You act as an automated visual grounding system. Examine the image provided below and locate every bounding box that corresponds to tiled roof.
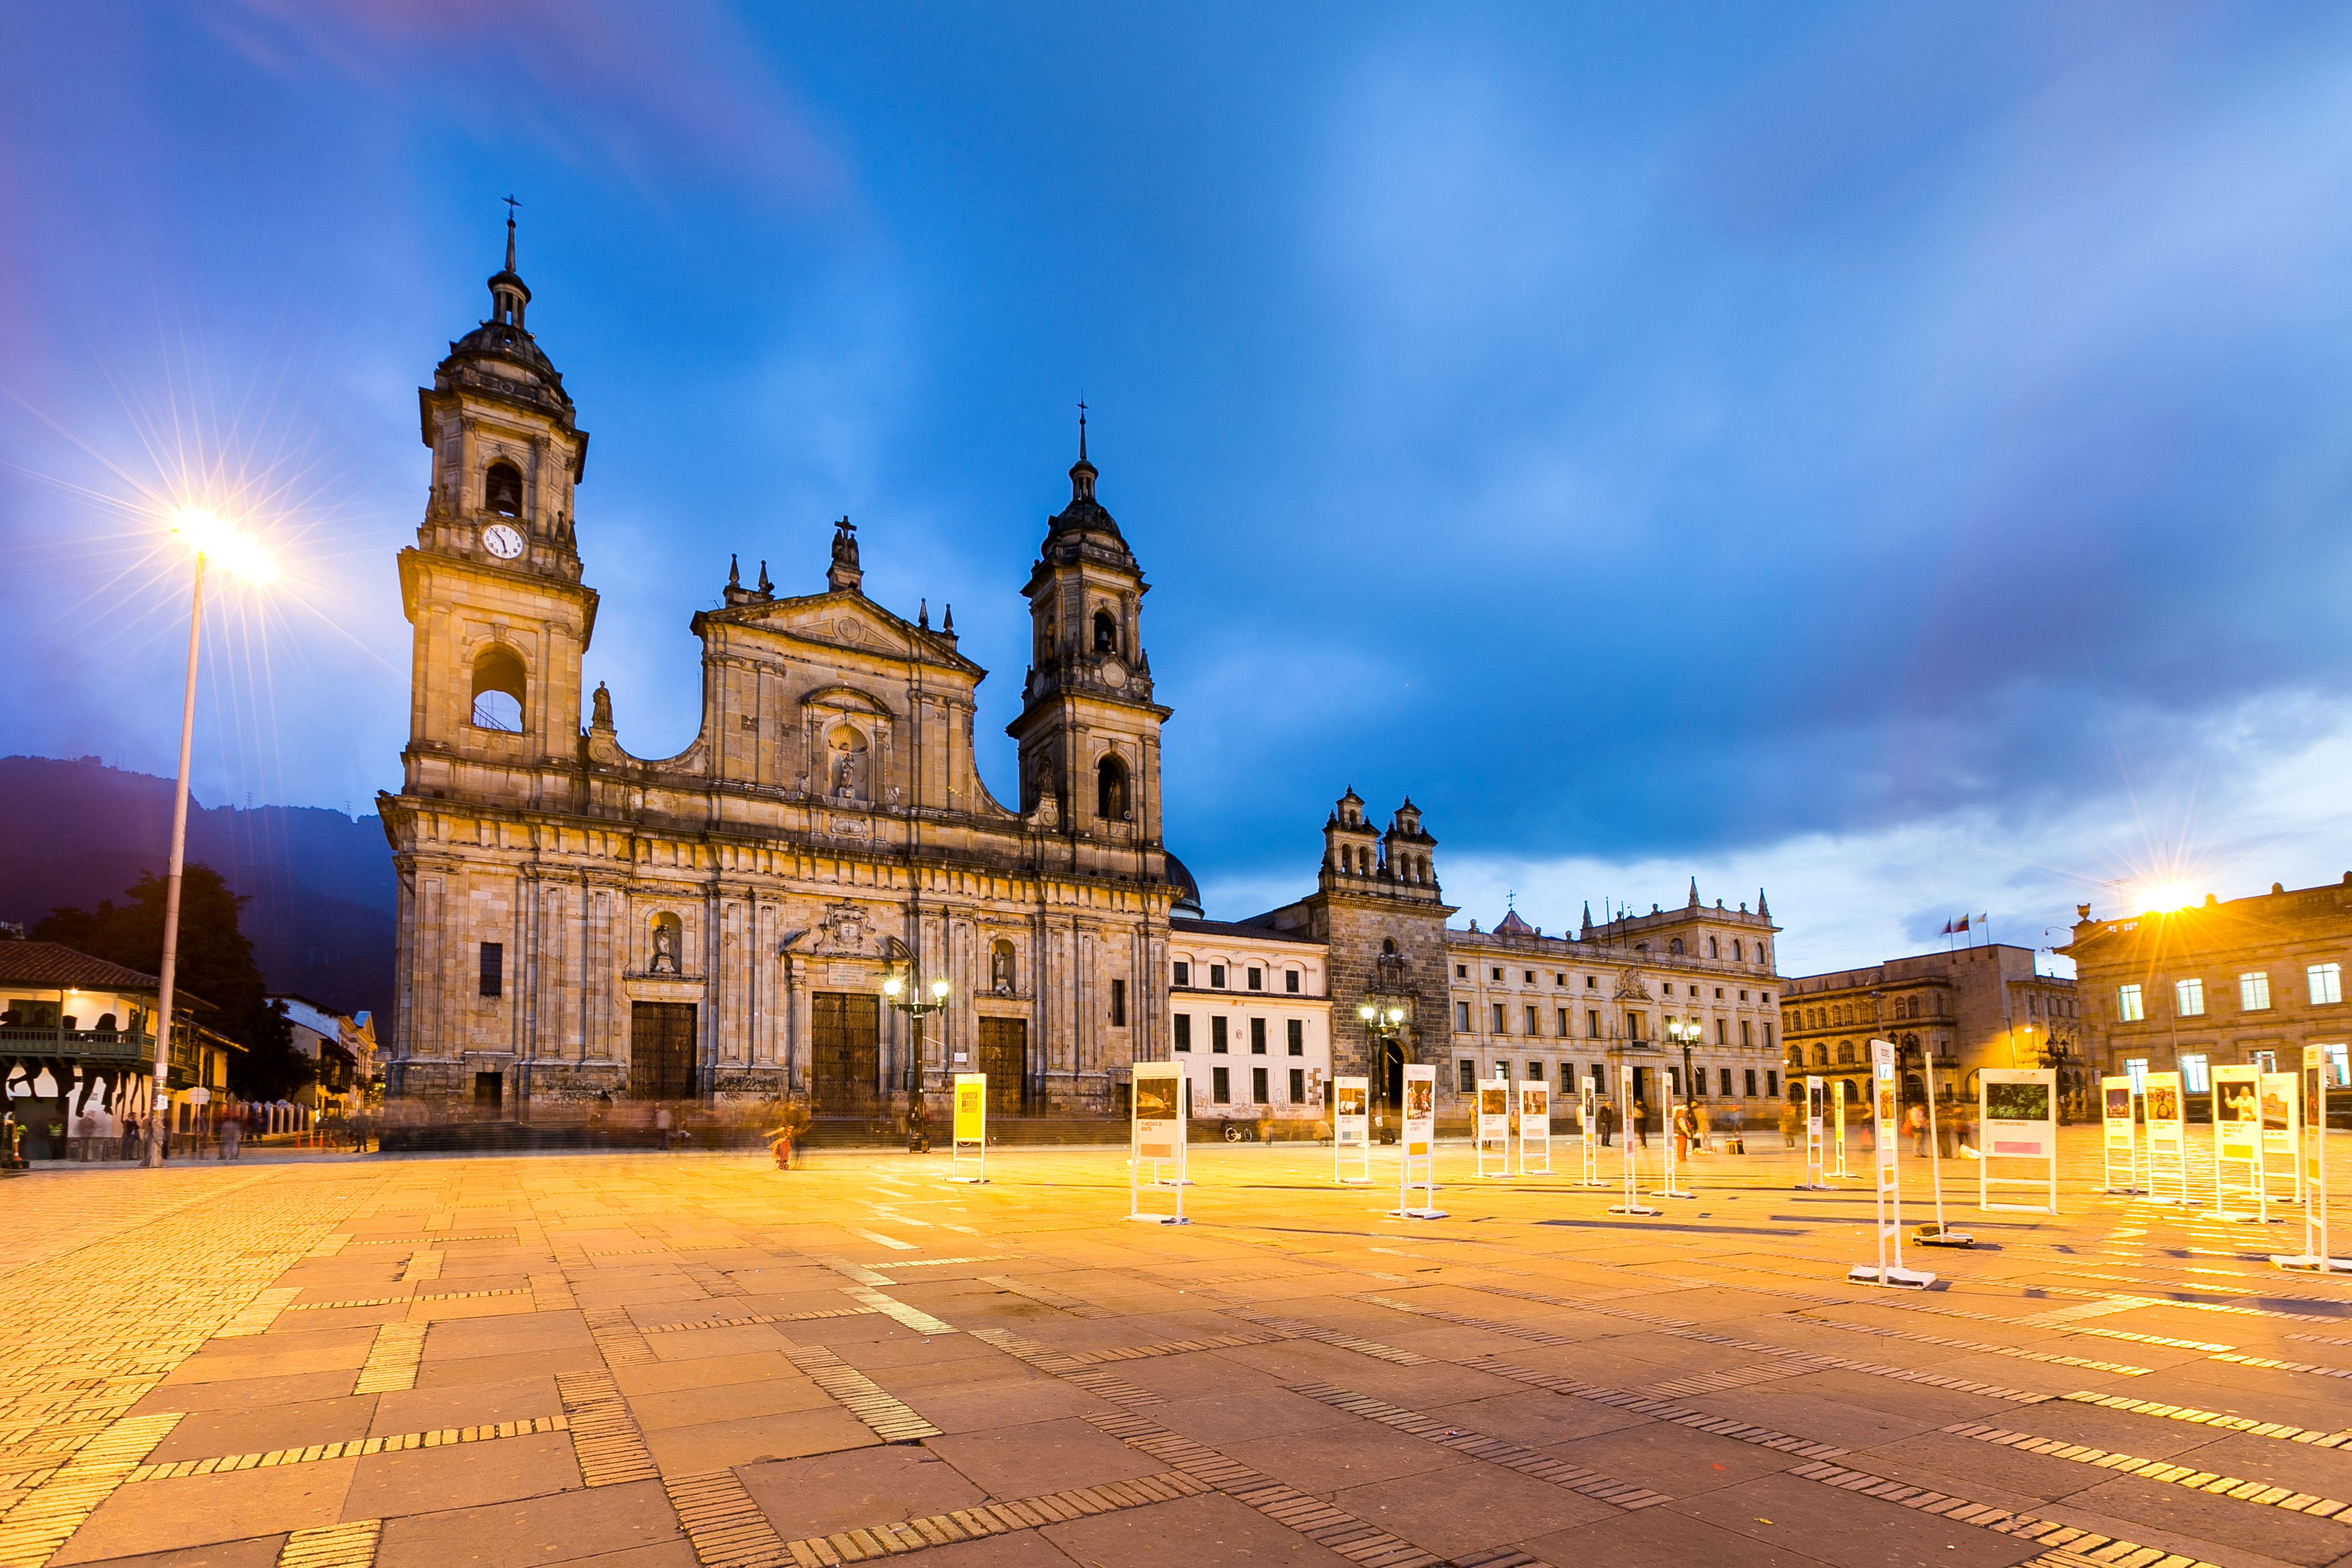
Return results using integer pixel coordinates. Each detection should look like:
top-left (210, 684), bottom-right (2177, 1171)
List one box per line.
top-left (0, 941), bottom-right (162, 991)
top-left (1170, 916), bottom-right (1325, 945)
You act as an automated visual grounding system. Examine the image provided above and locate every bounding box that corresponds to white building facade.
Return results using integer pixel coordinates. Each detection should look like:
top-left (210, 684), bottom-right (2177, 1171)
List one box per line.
top-left (1165, 917), bottom-right (1331, 1126)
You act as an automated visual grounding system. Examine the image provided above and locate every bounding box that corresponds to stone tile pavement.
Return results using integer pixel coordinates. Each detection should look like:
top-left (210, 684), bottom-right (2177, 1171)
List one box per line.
top-left (0, 1129), bottom-right (2346, 1568)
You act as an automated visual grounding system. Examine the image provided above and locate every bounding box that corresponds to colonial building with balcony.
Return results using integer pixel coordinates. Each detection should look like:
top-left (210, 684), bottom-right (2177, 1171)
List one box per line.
top-left (0, 938), bottom-right (232, 1157)
top-left (1780, 943), bottom-right (2080, 1115)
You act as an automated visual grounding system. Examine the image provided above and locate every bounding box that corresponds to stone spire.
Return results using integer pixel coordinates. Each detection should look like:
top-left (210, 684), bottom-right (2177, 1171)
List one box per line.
top-left (1688, 876), bottom-right (1700, 909)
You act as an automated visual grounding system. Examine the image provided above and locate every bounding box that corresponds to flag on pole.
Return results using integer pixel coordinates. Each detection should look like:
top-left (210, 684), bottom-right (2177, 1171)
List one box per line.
top-left (1953, 914), bottom-right (1970, 933)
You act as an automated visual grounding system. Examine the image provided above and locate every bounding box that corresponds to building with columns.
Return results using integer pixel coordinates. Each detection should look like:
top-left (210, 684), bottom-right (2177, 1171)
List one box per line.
top-left (1239, 792), bottom-right (1786, 1123)
top-left (381, 224), bottom-right (1179, 1115)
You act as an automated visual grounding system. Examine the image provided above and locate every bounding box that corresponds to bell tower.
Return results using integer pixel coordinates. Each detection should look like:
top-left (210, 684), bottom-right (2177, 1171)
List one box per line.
top-left (398, 211), bottom-right (598, 797)
top-left (1007, 411), bottom-right (1170, 869)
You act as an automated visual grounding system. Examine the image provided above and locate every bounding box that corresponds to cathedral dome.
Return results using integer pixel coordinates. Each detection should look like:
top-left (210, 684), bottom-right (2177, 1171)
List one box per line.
top-left (1164, 850), bottom-right (1204, 918)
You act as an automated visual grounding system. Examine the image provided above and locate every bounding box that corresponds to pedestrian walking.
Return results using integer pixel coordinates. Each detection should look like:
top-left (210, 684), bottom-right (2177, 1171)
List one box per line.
top-left (1596, 1100), bottom-right (1615, 1147)
top-left (1632, 1100), bottom-right (1649, 1149)
top-left (120, 1114), bottom-right (140, 1162)
top-left (1906, 1102), bottom-right (1928, 1157)
top-left (655, 1104), bottom-right (674, 1152)
top-left (218, 1114), bottom-right (242, 1161)
top-left (1780, 1102), bottom-right (1800, 1149)
top-left (1672, 1104), bottom-right (1691, 1163)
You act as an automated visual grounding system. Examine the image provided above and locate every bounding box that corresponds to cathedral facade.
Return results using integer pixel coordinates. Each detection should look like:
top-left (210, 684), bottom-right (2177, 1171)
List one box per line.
top-left (380, 228), bottom-right (1179, 1114)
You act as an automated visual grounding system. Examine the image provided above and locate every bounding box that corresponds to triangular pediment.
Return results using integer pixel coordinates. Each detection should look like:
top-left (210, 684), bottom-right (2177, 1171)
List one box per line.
top-left (699, 590), bottom-right (982, 675)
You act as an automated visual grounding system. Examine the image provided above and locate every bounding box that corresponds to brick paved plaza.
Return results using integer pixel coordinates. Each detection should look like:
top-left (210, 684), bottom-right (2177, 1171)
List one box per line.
top-left (1, 1131), bottom-right (2348, 1568)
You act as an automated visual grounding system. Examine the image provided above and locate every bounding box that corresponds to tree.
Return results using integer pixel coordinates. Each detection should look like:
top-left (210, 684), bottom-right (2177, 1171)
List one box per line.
top-left (35, 864), bottom-right (313, 1099)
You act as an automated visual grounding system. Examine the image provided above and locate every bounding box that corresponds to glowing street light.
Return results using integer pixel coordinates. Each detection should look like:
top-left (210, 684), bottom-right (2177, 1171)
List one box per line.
top-left (144, 508), bottom-right (274, 1168)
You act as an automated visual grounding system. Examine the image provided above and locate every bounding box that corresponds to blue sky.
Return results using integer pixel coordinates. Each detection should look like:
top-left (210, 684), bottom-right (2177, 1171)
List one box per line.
top-left (7, 3), bottom-right (2352, 974)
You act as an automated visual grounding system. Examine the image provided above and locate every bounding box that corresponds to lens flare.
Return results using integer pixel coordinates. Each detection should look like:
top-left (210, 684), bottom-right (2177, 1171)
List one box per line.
top-left (171, 506), bottom-right (277, 583)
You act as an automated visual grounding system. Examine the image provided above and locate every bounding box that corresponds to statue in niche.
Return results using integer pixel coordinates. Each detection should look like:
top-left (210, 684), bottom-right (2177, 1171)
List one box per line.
top-left (991, 939), bottom-right (1016, 996)
top-left (650, 916), bottom-right (681, 975)
top-left (828, 724), bottom-right (868, 801)
top-left (590, 681), bottom-right (613, 729)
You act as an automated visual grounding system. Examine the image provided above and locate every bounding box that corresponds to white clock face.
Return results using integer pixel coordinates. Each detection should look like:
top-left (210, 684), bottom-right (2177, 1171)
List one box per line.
top-left (481, 523), bottom-right (525, 560)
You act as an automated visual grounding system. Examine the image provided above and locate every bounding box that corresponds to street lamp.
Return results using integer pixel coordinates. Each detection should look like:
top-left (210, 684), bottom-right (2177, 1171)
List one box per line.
top-left (1667, 1016), bottom-right (1701, 1103)
top-left (1357, 1000), bottom-right (1407, 1141)
top-left (145, 509), bottom-right (274, 1169)
top-left (882, 970), bottom-right (951, 1145)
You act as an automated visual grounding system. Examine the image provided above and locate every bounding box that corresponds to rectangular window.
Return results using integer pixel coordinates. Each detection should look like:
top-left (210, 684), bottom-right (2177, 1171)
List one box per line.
top-left (1211, 1016), bottom-right (1228, 1054)
top-left (1715, 1018), bottom-right (1727, 1045)
top-left (1557, 1007), bottom-right (1570, 1036)
top-left (1592, 1064), bottom-right (1607, 1094)
top-left (1720, 1068), bottom-right (1734, 1097)
top-left (1286, 1019), bottom-right (1304, 1056)
top-left (1111, 978), bottom-right (1127, 1027)
top-left (1492, 968), bottom-right (1503, 981)
top-left (1455, 1001), bottom-right (1470, 1030)
top-left (1250, 1017), bottom-right (1267, 1055)
top-left (1585, 975), bottom-right (1598, 989)
top-left (2174, 978), bottom-right (2204, 1017)
top-left (2124, 1057), bottom-right (2148, 1093)
top-left (1765, 1070), bottom-right (1778, 1097)
top-left (2239, 971), bottom-right (2269, 1010)
top-left (1210, 964), bottom-right (1227, 990)
top-left (1525, 1005), bottom-right (1540, 1035)
top-left (1740, 1019), bottom-right (1752, 1046)
top-left (2180, 1053), bottom-right (2209, 1093)
top-left (1587, 1009), bottom-right (1601, 1038)
top-left (1456, 964), bottom-right (1468, 978)
top-left (1173, 960), bottom-right (1190, 986)
top-left (478, 941), bottom-right (503, 999)
top-left (2311, 963), bottom-right (2343, 1005)
top-left (1212, 1066), bottom-right (1230, 1104)
top-left (1559, 1062), bottom-right (1574, 1091)
top-left (1252, 1066), bottom-right (1268, 1103)
top-left (1492, 1002), bottom-right (1507, 1034)
top-left (1764, 1022), bottom-right (1773, 1050)
top-left (1626, 1010), bottom-right (1645, 1040)
top-left (1285, 970), bottom-right (1300, 994)
top-left (1744, 1068), bottom-right (1757, 1097)
top-left (1289, 1067), bottom-right (1305, 1103)
top-left (1174, 1014), bottom-right (1192, 1052)
top-left (2117, 983), bottom-right (2145, 1022)
top-left (1458, 1060), bottom-right (1475, 1092)
top-left (1524, 970), bottom-right (1535, 984)
top-left (1247, 967), bottom-right (1263, 991)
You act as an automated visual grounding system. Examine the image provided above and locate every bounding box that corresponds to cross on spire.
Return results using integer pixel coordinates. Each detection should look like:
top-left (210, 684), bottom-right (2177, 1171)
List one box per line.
top-left (501, 195), bottom-right (521, 272)
top-left (1077, 397), bottom-right (1088, 462)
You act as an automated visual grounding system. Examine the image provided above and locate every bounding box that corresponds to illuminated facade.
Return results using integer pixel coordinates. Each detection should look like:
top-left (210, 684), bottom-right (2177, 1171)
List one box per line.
top-left (381, 228), bottom-right (1179, 1112)
top-left (2064, 877), bottom-right (2352, 1099)
top-left (1780, 944), bottom-right (2080, 1112)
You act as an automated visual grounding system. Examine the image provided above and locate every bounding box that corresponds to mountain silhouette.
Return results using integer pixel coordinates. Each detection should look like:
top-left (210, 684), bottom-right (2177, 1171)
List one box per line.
top-left (0, 755), bottom-right (394, 1042)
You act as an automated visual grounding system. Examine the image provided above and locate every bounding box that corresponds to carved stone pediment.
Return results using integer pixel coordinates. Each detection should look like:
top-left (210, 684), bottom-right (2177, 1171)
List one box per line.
top-left (1613, 970), bottom-right (1653, 1001)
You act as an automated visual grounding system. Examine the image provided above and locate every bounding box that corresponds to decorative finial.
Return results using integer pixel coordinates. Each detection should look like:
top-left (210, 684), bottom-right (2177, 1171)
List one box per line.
top-left (942, 603), bottom-right (954, 634)
top-left (728, 553), bottom-right (740, 588)
top-left (502, 195), bottom-right (520, 273)
top-left (1069, 399), bottom-right (1097, 502)
top-left (756, 559), bottom-right (772, 595)
top-left (919, 597), bottom-right (930, 630)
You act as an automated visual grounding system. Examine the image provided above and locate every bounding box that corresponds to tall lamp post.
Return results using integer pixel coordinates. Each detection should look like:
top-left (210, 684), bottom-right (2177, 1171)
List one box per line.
top-left (1357, 1000), bottom-right (1406, 1141)
top-left (1667, 1016), bottom-right (1701, 1107)
top-left (146, 510), bottom-right (273, 1169)
top-left (883, 970), bottom-right (951, 1141)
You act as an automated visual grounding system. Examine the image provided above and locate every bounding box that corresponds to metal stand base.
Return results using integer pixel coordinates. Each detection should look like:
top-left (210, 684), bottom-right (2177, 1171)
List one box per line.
top-left (946, 1177), bottom-right (987, 1184)
top-left (1913, 1224), bottom-right (1975, 1248)
top-left (2272, 1254), bottom-right (2352, 1272)
top-left (1128, 1214), bottom-right (1189, 1225)
top-left (1651, 1188), bottom-right (1696, 1200)
top-left (1794, 1182), bottom-right (1834, 1192)
top-left (1847, 1264), bottom-right (1936, 1289)
top-left (1387, 1208), bottom-right (1449, 1220)
top-left (1607, 1204), bottom-right (1662, 1217)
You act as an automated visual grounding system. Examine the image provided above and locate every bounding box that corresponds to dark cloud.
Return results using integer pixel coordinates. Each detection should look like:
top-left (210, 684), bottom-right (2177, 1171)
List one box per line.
top-left (4, 3), bottom-right (2349, 970)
